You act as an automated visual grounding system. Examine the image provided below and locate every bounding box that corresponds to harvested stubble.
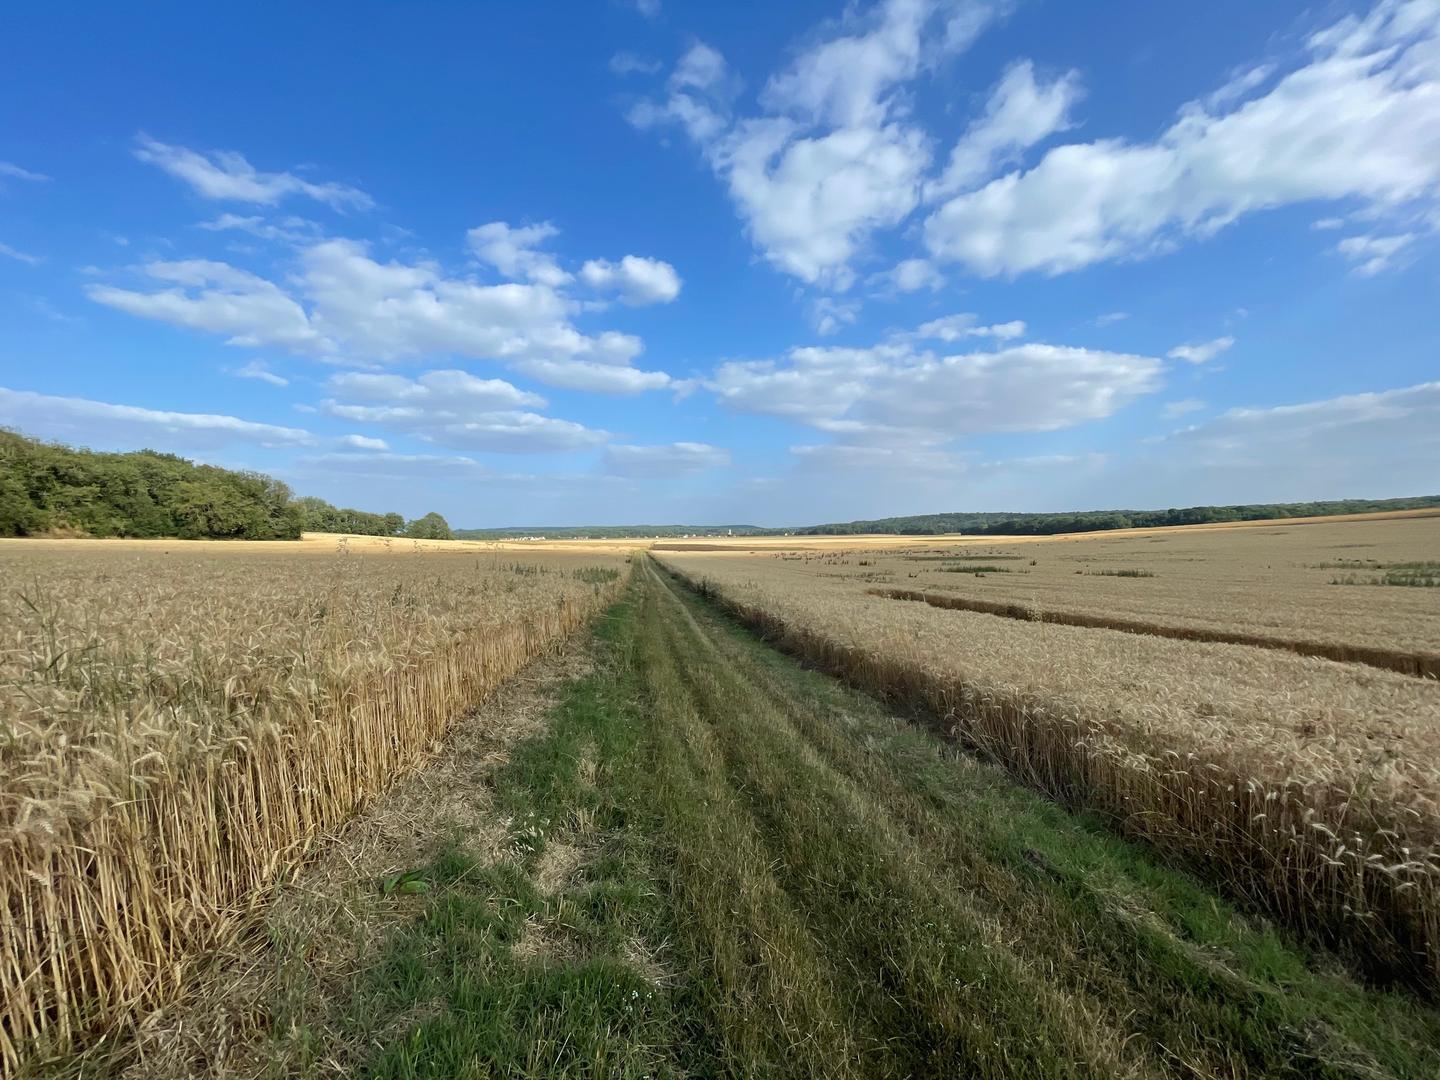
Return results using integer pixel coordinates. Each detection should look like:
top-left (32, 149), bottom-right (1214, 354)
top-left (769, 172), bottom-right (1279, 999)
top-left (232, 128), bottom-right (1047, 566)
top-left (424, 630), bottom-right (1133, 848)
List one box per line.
top-left (656, 551), bottom-right (1440, 991)
top-left (0, 543), bottom-right (627, 1068)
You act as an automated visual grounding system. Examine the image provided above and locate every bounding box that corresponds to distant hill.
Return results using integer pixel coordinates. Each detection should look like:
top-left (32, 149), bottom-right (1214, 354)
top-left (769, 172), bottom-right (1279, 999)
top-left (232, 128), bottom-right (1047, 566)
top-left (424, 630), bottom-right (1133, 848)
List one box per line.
top-left (787, 497), bottom-right (1440, 536)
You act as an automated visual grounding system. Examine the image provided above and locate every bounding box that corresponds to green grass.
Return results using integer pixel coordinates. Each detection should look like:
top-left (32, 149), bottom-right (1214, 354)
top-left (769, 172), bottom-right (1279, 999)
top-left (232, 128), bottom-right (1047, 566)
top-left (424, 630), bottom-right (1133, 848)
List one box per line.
top-left (1081, 567), bottom-right (1158, 577)
top-left (277, 562), bottom-right (1440, 1078)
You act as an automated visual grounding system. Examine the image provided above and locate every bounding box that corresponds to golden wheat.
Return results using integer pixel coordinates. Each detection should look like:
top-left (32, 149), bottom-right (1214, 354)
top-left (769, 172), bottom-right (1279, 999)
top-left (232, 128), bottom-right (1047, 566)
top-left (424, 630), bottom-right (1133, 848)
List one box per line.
top-left (656, 532), bottom-right (1440, 988)
top-left (695, 515), bottom-right (1440, 663)
top-left (0, 541), bottom-right (627, 1067)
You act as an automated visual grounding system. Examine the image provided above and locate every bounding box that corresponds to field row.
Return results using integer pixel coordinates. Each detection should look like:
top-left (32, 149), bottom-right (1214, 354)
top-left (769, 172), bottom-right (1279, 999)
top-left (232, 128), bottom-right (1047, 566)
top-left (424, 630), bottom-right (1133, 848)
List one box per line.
top-left (0, 544), bottom-right (628, 1067)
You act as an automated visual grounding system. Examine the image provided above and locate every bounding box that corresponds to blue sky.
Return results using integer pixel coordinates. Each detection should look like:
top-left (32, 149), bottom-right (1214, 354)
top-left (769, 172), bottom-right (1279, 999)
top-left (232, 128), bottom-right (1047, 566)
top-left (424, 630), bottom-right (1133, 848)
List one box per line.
top-left (2, 0), bottom-right (1437, 527)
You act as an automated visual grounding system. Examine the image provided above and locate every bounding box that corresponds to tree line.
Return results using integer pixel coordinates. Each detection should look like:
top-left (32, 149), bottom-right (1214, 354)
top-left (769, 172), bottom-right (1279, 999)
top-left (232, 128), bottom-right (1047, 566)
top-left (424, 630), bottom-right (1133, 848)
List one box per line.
top-left (0, 429), bottom-right (452, 541)
top-left (790, 497), bottom-right (1440, 536)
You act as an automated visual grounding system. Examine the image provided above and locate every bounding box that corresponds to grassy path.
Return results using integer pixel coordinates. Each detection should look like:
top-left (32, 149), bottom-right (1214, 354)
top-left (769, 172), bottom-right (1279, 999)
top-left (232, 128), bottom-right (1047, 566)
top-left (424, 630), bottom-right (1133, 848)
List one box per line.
top-left (135, 560), bottom-right (1440, 1078)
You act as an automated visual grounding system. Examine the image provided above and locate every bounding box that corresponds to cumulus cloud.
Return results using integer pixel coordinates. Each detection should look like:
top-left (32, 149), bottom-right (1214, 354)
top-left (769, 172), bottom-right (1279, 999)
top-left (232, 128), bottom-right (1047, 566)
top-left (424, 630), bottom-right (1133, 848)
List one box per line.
top-left (579, 255), bottom-right (682, 304)
top-left (467, 221), bottom-right (572, 287)
top-left (0, 386), bottom-right (314, 450)
top-left (327, 369), bottom-right (545, 410)
top-left (339, 433), bottom-right (389, 450)
top-left (90, 237), bottom-right (674, 393)
top-left (812, 297), bottom-right (860, 336)
top-left (1167, 335), bottom-right (1234, 364)
top-left (873, 257), bottom-right (946, 293)
top-left (926, 59), bottom-right (1082, 198)
top-left (320, 369), bottom-right (607, 453)
top-left (87, 260), bottom-right (327, 353)
top-left (508, 358), bottom-right (671, 393)
top-left (913, 313), bottom-right (1026, 342)
top-left (631, 2), bottom-right (1013, 288)
top-left (925, 1), bottom-right (1440, 275)
top-left (603, 441), bottom-right (730, 476)
top-left (233, 359), bottom-right (289, 386)
top-left (708, 323), bottom-right (1162, 444)
top-left (631, 0), bottom-right (1440, 292)
top-left (134, 135), bottom-right (373, 211)
top-left (627, 42), bottom-right (740, 144)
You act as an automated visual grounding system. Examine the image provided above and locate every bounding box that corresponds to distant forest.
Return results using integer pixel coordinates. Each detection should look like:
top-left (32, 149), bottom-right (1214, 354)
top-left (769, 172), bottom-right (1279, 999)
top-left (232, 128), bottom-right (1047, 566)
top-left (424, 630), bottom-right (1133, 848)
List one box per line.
top-left (789, 497), bottom-right (1440, 536)
top-left (465, 497), bottom-right (1440, 539)
top-left (0, 430), bottom-right (451, 540)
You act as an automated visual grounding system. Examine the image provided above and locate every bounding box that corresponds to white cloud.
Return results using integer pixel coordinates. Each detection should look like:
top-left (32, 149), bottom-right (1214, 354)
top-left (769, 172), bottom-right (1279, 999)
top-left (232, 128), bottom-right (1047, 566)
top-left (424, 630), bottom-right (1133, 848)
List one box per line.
top-left (790, 441), bottom-right (969, 475)
top-left (630, 0), bottom-right (661, 17)
top-left (874, 257), bottom-right (945, 293)
top-left (0, 241), bottom-right (41, 264)
top-left (1312, 217), bottom-right (1347, 230)
top-left (320, 369), bottom-right (608, 453)
top-left (627, 42), bottom-right (739, 143)
top-left (927, 59), bottom-right (1082, 198)
top-left (338, 433), bottom-right (389, 450)
top-left (717, 120), bottom-right (930, 287)
top-left (709, 329), bottom-right (1162, 443)
top-left (87, 259), bottom-right (327, 353)
top-left (1167, 335), bottom-right (1234, 364)
top-left (1094, 311), bottom-right (1129, 326)
top-left (0, 386), bottom-right (314, 449)
top-left (610, 51), bottom-right (662, 76)
top-left (925, 1), bottom-right (1440, 276)
top-left (1164, 381), bottom-right (1440, 481)
top-left (579, 255), bottom-right (682, 304)
top-left (508, 358), bottom-right (671, 393)
top-left (812, 297), bottom-right (860, 336)
top-left (233, 359), bottom-right (289, 387)
top-left (632, 2), bottom-right (1013, 288)
top-left (134, 135), bottom-right (372, 211)
top-left (1336, 231), bottom-right (1417, 274)
top-left (1161, 397), bottom-right (1206, 418)
top-left (603, 442), bottom-right (730, 476)
top-left (327, 369), bottom-right (545, 410)
top-left (0, 161), bottom-right (49, 182)
top-left (90, 238), bottom-right (673, 393)
top-left (1204, 63), bottom-right (1277, 110)
top-left (467, 221), bottom-right (572, 287)
top-left (197, 213), bottom-right (322, 244)
top-left (298, 450), bottom-right (492, 476)
top-left (913, 313), bottom-right (1026, 342)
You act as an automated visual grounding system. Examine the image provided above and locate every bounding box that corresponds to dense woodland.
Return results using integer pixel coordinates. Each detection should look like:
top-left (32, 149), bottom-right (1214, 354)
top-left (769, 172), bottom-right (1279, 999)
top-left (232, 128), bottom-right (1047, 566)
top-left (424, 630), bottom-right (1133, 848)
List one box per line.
top-left (0, 430), bottom-right (451, 540)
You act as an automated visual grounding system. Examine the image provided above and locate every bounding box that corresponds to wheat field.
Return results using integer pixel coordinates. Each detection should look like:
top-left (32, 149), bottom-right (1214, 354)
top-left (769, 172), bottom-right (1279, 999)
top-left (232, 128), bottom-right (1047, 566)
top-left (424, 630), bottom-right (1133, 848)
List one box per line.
top-left (0, 537), bottom-right (628, 1067)
top-left (655, 513), bottom-right (1440, 988)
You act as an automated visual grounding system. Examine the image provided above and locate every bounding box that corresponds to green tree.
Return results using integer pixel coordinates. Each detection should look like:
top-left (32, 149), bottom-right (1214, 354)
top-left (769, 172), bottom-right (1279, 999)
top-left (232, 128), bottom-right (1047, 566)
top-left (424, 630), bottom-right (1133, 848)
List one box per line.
top-left (405, 512), bottom-right (453, 540)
